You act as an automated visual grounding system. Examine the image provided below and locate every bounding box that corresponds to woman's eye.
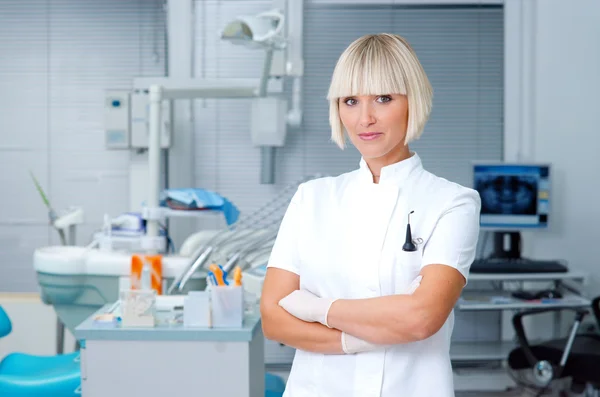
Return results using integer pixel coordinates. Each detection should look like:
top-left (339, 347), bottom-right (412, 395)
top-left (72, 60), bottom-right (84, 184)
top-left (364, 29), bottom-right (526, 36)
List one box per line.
top-left (344, 98), bottom-right (357, 106)
top-left (377, 95), bottom-right (392, 103)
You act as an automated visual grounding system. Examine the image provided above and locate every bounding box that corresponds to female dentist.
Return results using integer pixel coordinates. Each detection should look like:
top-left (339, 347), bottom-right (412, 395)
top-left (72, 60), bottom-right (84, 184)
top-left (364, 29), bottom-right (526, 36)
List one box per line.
top-left (260, 33), bottom-right (481, 397)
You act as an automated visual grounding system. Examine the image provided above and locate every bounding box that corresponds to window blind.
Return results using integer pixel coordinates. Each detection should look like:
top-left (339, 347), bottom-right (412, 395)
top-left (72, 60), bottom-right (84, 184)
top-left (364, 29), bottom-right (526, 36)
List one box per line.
top-left (193, 2), bottom-right (503, 213)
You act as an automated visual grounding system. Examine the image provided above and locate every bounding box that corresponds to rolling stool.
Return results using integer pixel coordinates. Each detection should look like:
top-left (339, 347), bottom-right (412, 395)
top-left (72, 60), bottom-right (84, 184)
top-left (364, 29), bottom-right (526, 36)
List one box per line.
top-left (0, 306), bottom-right (81, 397)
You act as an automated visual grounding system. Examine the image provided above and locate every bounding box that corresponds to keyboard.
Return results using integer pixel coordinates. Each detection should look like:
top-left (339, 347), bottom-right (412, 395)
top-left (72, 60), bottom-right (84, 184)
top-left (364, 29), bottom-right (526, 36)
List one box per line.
top-left (470, 258), bottom-right (568, 274)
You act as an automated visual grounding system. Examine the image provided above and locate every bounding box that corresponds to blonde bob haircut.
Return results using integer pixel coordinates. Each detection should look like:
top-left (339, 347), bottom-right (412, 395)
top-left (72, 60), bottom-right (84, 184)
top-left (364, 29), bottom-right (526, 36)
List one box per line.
top-left (327, 33), bottom-right (433, 149)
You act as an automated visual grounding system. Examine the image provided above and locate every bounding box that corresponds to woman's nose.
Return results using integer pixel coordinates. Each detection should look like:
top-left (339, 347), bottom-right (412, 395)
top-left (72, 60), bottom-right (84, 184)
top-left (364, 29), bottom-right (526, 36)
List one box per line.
top-left (359, 105), bottom-right (376, 127)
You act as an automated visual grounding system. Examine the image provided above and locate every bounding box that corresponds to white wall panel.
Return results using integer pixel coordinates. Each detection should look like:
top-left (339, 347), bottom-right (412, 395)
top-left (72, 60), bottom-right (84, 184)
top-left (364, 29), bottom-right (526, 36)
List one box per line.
top-left (0, 0), bottom-right (165, 291)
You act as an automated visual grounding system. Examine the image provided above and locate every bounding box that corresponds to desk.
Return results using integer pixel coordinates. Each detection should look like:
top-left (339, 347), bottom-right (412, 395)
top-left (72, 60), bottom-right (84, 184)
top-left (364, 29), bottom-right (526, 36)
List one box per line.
top-left (447, 270), bottom-right (591, 391)
top-left (458, 293), bottom-right (590, 311)
top-left (75, 305), bottom-right (264, 397)
top-left (468, 271), bottom-right (586, 282)
top-left (456, 270), bottom-right (590, 362)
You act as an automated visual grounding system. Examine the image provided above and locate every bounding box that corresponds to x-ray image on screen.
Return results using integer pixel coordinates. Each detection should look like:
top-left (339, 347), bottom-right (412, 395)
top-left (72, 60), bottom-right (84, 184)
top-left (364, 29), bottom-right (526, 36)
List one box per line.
top-left (475, 175), bottom-right (538, 215)
top-left (474, 163), bottom-right (549, 229)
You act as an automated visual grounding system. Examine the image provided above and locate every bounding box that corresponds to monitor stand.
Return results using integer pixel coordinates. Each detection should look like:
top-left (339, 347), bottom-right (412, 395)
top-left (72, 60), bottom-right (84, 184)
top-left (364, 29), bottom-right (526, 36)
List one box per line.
top-left (475, 232), bottom-right (568, 273)
top-left (490, 231), bottom-right (522, 260)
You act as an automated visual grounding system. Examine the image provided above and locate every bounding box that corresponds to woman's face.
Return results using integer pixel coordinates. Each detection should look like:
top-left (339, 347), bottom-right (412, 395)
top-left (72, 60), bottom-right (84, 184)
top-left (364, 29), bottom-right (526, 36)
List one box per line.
top-left (338, 94), bottom-right (409, 161)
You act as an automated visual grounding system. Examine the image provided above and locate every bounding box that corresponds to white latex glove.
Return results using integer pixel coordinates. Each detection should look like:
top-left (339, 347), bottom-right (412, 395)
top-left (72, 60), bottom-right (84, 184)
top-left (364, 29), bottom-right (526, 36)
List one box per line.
top-left (278, 289), bottom-right (336, 327)
top-left (341, 332), bottom-right (382, 354)
top-left (405, 275), bottom-right (423, 294)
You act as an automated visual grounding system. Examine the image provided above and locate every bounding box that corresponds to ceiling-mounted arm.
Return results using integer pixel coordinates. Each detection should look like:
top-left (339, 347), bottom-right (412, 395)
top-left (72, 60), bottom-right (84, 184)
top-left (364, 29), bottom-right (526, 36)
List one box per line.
top-left (220, 0), bottom-right (304, 184)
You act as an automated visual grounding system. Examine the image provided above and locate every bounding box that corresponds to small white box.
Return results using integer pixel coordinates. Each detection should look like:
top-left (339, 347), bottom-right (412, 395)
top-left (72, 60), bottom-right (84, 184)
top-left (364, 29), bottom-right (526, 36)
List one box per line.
top-left (250, 97), bottom-right (287, 147)
top-left (183, 291), bottom-right (211, 328)
top-left (120, 289), bottom-right (156, 328)
top-left (210, 286), bottom-right (244, 328)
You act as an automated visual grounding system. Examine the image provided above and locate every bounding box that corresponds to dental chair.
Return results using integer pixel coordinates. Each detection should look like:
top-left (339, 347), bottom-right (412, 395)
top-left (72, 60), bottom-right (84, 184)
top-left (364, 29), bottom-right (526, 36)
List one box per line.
top-left (507, 296), bottom-right (600, 396)
top-left (0, 305), bottom-right (81, 397)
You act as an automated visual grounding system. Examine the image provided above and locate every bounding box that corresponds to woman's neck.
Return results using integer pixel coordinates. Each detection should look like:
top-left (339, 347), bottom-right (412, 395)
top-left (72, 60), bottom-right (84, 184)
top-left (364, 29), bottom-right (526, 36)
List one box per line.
top-left (366, 146), bottom-right (411, 184)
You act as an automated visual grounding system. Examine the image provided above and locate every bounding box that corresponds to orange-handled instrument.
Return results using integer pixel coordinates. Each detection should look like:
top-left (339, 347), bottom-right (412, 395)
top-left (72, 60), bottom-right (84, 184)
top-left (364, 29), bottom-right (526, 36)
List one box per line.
top-left (208, 263), bottom-right (227, 286)
top-left (233, 266), bottom-right (242, 286)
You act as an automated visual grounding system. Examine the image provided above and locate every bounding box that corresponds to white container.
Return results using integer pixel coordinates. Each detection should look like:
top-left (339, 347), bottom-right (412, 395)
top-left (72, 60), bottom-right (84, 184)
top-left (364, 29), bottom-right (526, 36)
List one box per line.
top-left (120, 289), bottom-right (156, 328)
top-left (210, 286), bottom-right (243, 328)
top-left (183, 291), bottom-right (211, 328)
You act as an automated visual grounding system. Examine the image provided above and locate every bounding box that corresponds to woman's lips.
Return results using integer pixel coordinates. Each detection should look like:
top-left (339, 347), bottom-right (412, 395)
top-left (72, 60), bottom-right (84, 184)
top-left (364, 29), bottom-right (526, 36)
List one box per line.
top-left (358, 132), bottom-right (383, 141)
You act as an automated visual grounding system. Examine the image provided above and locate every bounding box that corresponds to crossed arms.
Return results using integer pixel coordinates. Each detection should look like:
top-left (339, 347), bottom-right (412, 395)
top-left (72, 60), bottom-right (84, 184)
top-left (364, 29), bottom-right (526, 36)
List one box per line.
top-left (259, 264), bottom-right (465, 354)
top-left (260, 185), bottom-right (480, 354)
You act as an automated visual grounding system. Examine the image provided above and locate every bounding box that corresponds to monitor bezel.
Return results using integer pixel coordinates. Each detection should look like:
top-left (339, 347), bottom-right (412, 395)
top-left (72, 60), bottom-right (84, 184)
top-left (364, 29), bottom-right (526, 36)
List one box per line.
top-left (471, 161), bottom-right (552, 232)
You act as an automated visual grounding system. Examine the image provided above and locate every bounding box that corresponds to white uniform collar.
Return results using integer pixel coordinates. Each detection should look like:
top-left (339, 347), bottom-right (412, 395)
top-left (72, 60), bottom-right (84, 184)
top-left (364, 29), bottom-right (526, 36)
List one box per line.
top-left (358, 151), bottom-right (423, 186)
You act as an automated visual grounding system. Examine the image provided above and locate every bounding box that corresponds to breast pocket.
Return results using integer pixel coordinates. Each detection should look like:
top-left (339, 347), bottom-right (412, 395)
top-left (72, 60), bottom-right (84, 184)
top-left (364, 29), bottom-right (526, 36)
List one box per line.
top-left (393, 249), bottom-right (423, 295)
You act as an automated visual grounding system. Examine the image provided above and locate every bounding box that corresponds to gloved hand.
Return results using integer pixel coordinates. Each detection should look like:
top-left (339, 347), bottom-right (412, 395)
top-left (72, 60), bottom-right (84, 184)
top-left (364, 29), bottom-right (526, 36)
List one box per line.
top-left (278, 289), bottom-right (336, 327)
top-left (341, 332), bottom-right (383, 354)
top-left (405, 275), bottom-right (423, 294)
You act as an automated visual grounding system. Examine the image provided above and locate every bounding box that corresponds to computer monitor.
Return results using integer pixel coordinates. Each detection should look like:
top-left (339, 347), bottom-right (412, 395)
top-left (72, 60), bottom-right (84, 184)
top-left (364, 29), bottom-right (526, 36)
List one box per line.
top-left (473, 162), bottom-right (551, 259)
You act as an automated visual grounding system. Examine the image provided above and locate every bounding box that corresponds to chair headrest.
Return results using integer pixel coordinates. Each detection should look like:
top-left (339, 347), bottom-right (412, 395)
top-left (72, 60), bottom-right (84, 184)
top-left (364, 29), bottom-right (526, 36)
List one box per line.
top-left (0, 306), bottom-right (12, 338)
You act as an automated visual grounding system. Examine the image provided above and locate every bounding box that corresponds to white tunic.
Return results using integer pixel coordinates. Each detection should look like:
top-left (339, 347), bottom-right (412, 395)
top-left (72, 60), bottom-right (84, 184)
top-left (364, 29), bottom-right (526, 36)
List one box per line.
top-left (267, 152), bottom-right (481, 397)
